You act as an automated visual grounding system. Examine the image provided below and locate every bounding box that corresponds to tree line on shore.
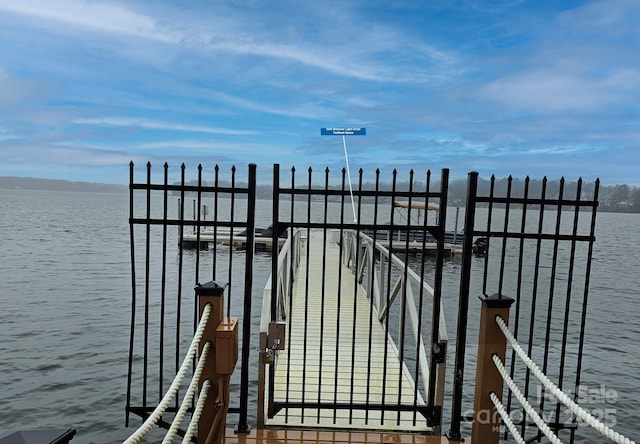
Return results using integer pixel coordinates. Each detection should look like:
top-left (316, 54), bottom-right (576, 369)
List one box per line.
top-left (1, 175), bottom-right (639, 213)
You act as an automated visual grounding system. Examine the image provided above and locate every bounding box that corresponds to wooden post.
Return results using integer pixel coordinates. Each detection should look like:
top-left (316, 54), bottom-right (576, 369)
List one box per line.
top-left (471, 293), bottom-right (515, 444)
top-left (195, 281), bottom-right (227, 444)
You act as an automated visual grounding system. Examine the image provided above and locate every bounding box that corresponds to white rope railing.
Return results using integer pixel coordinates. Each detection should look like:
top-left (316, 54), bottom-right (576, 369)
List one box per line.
top-left (182, 379), bottom-right (212, 444)
top-left (492, 354), bottom-right (562, 444)
top-left (123, 303), bottom-right (213, 444)
top-left (495, 315), bottom-right (636, 444)
top-left (489, 391), bottom-right (526, 444)
top-left (161, 341), bottom-right (212, 444)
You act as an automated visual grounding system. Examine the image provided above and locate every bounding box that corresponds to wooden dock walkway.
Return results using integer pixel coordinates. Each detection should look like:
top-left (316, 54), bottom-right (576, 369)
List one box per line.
top-left (224, 429), bottom-right (457, 444)
top-left (267, 230), bottom-right (432, 433)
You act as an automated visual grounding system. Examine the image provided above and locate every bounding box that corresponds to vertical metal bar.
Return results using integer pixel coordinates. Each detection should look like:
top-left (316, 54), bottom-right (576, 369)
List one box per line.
top-left (333, 167), bottom-right (347, 424)
top-left (268, 163), bottom-right (280, 418)
top-left (271, 164), bottom-right (280, 320)
top-left (159, 163), bottom-right (169, 400)
top-left (142, 162), bottom-right (151, 408)
top-left (521, 176), bottom-right (547, 438)
top-left (317, 167), bottom-right (330, 422)
top-left (381, 169), bottom-right (398, 425)
top-left (497, 176), bottom-right (513, 296)
top-left (227, 166), bottom-right (236, 317)
top-left (125, 161), bottom-right (136, 426)
top-left (505, 176), bottom-right (529, 437)
top-left (300, 167), bottom-right (313, 422)
top-left (194, 165), bottom-right (203, 333)
top-left (413, 169), bottom-right (431, 424)
top-left (556, 178), bottom-right (582, 427)
top-left (571, 179), bottom-right (599, 443)
top-left (482, 175), bottom-right (496, 296)
top-left (428, 168), bottom-right (448, 409)
top-left (449, 171), bottom-right (478, 440)
top-left (349, 168), bottom-right (364, 424)
top-left (365, 168), bottom-right (381, 424)
top-left (197, 164), bottom-right (204, 270)
top-left (284, 166), bottom-right (296, 423)
top-left (237, 163), bottom-right (257, 433)
top-left (212, 165), bottom-right (219, 277)
top-left (495, 175), bottom-right (511, 439)
top-left (397, 170), bottom-right (414, 425)
top-left (175, 164), bottom-right (186, 410)
top-left (540, 178), bottom-right (565, 417)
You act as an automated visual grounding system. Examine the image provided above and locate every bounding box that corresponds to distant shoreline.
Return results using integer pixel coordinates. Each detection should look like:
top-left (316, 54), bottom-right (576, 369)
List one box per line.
top-left (0, 176), bottom-right (127, 194)
top-left (1, 176), bottom-right (638, 214)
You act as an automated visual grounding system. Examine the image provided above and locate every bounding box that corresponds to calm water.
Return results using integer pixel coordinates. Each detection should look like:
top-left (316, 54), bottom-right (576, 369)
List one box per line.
top-left (0, 189), bottom-right (638, 442)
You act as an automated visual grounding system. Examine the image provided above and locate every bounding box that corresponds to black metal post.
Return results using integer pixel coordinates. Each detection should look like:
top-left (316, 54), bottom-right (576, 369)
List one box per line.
top-left (449, 171), bottom-right (479, 440)
top-left (271, 164), bottom-right (279, 320)
top-left (428, 168), bottom-right (448, 409)
top-left (237, 163), bottom-right (257, 433)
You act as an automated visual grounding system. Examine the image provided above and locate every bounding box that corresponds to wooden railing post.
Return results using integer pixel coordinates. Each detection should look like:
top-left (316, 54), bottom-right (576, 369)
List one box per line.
top-left (471, 293), bottom-right (515, 444)
top-left (195, 281), bottom-right (238, 444)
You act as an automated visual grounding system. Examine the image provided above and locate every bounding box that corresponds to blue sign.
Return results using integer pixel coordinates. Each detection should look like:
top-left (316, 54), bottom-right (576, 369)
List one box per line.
top-left (321, 127), bottom-right (366, 136)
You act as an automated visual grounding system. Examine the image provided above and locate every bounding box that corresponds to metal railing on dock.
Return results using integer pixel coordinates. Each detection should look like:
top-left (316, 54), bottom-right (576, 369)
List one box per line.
top-left (258, 228), bottom-right (447, 432)
top-left (125, 162), bottom-right (622, 444)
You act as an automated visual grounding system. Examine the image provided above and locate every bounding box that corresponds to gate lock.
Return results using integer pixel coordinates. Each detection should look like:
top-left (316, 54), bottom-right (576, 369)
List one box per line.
top-left (261, 322), bottom-right (286, 364)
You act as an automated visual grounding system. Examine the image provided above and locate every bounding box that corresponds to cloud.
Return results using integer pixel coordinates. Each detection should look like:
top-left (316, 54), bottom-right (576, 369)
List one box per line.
top-left (204, 91), bottom-right (335, 120)
top-left (72, 117), bottom-right (258, 136)
top-left (0, 0), bottom-right (176, 42)
top-left (476, 67), bottom-right (639, 112)
top-left (0, 66), bottom-right (53, 105)
top-left (135, 140), bottom-right (290, 156)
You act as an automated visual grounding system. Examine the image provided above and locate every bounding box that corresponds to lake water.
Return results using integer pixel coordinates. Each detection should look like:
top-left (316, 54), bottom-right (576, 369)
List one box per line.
top-left (0, 188), bottom-right (638, 443)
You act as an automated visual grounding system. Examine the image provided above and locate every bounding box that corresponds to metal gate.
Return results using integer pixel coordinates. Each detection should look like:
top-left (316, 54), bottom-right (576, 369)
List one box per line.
top-left (260, 165), bottom-right (454, 432)
top-left (125, 162), bottom-right (257, 434)
top-left (448, 173), bottom-right (599, 442)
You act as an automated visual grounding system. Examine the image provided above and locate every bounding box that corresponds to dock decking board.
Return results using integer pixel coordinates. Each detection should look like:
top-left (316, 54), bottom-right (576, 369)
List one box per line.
top-left (267, 230), bottom-right (431, 433)
top-left (224, 429), bottom-right (461, 444)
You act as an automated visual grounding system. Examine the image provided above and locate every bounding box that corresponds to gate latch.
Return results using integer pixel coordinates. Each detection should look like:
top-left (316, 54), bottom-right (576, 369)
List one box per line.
top-left (261, 322), bottom-right (286, 364)
top-left (432, 341), bottom-right (447, 364)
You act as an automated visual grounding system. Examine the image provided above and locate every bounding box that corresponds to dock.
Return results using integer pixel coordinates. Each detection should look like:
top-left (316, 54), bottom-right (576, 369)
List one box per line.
top-left (266, 230), bottom-right (434, 432)
top-left (223, 429), bottom-right (454, 444)
top-left (181, 228), bottom-right (287, 251)
top-left (182, 228), bottom-right (461, 255)
top-left (126, 163), bottom-right (608, 444)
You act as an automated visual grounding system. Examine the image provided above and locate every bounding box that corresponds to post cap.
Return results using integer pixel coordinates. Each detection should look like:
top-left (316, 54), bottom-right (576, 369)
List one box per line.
top-left (195, 280), bottom-right (228, 296)
top-left (479, 293), bottom-right (515, 308)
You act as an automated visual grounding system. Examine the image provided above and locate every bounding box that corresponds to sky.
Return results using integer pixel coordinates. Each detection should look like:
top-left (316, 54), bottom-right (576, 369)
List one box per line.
top-left (0, 0), bottom-right (639, 186)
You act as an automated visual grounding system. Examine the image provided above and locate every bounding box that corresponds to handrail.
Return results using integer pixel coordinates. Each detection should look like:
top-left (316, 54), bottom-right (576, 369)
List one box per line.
top-left (494, 315), bottom-right (636, 444)
top-left (257, 228), bottom-right (302, 426)
top-left (125, 280), bottom-right (239, 444)
top-left (123, 303), bottom-right (213, 444)
top-left (259, 229), bottom-right (300, 335)
top-left (341, 229), bottom-right (448, 408)
top-left (162, 341), bottom-right (211, 444)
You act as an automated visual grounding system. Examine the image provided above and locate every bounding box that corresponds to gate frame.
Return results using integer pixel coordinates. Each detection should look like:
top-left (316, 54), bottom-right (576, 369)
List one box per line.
top-left (448, 172), bottom-right (599, 443)
top-left (262, 164), bottom-right (452, 431)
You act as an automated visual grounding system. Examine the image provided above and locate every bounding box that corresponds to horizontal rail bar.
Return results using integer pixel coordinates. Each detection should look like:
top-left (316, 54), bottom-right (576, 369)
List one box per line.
top-left (473, 196), bottom-right (598, 207)
top-left (130, 183), bottom-right (250, 194)
top-left (472, 231), bottom-right (595, 242)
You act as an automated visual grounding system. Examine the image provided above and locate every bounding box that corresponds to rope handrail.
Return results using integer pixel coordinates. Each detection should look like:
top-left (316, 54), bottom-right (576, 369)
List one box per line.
top-left (161, 341), bottom-right (212, 444)
top-left (182, 379), bottom-right (212, 444)
top-left (495, 315), bottom-right (636, 444)
top-left (492, 354), bottom-right (562, 444)
top-left (489, 391), bottom-right (525, 444)
top-left (123, 302), bottom-right (213, 444)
